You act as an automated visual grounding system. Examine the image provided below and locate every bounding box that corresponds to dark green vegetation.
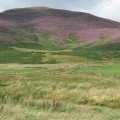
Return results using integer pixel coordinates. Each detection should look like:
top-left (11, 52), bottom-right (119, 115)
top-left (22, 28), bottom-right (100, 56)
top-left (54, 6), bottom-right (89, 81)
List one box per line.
top-left (73, 42), bottom-right (120, 60)
top-left (0, 40), bottom-right (120, 120)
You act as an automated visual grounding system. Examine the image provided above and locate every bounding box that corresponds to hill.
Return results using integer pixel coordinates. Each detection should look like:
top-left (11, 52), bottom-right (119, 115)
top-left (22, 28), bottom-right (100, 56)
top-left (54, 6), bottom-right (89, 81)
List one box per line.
top-left (0, 7), bottom-right (120, 47)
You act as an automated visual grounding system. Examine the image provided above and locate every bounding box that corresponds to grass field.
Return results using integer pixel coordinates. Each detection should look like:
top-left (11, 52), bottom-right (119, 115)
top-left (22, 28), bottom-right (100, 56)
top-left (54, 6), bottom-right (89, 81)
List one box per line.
top-left (0, 43), bottom-right (120, 120)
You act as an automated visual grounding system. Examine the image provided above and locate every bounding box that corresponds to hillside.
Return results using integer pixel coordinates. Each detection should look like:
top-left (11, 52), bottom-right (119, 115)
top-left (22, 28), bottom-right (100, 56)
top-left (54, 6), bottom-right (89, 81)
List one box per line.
top-left (0, 7), bottom-right (120, 47)
top-left (0, 7), bottom-right (120, 120)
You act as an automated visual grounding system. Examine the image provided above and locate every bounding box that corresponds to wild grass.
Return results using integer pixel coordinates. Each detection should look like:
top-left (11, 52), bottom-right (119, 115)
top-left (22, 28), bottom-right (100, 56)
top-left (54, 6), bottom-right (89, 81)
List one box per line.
top-left (0, 43), bottom-right (120, 119)
top-left (0, 61), bottom-right (120, 120)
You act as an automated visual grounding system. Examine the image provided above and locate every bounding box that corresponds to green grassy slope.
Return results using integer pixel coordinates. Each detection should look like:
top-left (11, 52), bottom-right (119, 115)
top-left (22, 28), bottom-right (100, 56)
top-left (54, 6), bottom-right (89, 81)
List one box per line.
top-left (0, 39), bottom-right (120, 64)
top-left (73, 42), bottom-right (120, 60)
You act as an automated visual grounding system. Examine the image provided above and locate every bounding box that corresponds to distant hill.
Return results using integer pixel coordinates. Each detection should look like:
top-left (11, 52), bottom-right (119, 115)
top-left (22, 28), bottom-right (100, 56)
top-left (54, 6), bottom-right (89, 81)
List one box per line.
top-left (0, 7), bottom-right (120, 46)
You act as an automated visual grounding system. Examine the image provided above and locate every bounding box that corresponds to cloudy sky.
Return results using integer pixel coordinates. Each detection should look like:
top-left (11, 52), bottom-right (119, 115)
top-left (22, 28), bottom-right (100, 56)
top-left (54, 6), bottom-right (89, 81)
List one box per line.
top-left (0, 0), bottom-right (119, 22)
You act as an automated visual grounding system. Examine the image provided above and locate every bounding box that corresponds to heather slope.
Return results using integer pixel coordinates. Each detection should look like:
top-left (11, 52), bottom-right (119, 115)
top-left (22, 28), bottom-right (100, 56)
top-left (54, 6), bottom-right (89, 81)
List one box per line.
top-left (0, 7), bottom-right (120, 46)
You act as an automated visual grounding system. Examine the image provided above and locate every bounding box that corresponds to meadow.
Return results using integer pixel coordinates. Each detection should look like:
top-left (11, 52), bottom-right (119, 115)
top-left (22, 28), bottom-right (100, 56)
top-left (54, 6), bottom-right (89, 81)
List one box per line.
top-left (0, 43), bottom-right (120, 120)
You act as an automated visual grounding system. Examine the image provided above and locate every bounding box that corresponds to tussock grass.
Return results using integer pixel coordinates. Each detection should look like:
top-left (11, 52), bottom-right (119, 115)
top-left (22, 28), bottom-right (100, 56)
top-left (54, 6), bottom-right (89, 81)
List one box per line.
top-left (0, 62), bottom-right (120, 119)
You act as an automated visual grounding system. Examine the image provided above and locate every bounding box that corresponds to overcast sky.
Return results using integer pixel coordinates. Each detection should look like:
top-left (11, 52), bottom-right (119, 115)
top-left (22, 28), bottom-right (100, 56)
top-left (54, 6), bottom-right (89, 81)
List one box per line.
top-left (0, 0), bottom-right (120, 22)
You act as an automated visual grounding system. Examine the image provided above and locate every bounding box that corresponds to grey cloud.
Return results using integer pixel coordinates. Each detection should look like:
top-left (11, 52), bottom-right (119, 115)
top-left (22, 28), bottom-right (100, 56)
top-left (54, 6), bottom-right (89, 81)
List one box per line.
top-left (0, 0), bottom-right (103, 11)
top-left (0, 0), bottom-right (119, 22)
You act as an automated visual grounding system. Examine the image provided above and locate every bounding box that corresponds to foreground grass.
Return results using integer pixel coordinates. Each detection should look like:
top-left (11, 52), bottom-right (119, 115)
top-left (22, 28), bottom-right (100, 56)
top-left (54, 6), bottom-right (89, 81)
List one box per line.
top-left (0, 62), bottom-right (120, 120)
top-left (0, 43), bottom-right (120, 120)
